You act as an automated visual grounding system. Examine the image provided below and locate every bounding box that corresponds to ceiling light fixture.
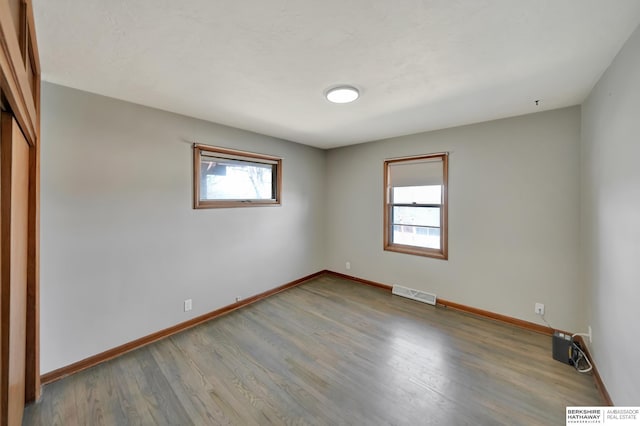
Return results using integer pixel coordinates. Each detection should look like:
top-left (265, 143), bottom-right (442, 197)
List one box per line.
top-left (326, 86), bottom-right (360, 104)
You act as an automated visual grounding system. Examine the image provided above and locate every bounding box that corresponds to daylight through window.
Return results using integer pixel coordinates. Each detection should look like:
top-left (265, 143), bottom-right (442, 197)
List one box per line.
top-left (384, 153), bottom-right (448, 259)
top-left (194, 144), bottom-right (281, 208)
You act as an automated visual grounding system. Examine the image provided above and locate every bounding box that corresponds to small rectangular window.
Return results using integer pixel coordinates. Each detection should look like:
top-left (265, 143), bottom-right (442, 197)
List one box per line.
top-left (384, 153), bottom-right (448, 259)
top-left (193, 144), bottom-right (281, 208)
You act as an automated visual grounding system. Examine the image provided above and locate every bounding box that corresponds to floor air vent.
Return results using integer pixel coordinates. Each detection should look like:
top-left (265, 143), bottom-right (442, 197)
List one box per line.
top-left (392, 285), bottom-right (437, 306)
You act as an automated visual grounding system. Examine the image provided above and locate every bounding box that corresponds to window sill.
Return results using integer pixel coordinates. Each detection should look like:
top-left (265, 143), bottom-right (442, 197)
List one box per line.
top-left (384, 243), bottom-right (448, 260)
top-left (194, 200), bottom-right (281, 209)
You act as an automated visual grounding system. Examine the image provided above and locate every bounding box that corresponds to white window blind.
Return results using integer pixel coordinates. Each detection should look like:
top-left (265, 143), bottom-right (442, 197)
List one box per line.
top-left (388, 158), bottom-right (443, 187)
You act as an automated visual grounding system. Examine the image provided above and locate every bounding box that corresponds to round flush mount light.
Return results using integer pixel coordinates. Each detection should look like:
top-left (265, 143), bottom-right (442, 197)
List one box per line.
top-left (325, 85), bottom-right (360, 104)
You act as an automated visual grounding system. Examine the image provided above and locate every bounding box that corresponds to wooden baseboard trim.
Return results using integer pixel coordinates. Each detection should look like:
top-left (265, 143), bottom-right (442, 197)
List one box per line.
top-left (573, 336), bottom-right (614, 406)
top-left (436, 298), bottom-right (556, 336)
top-left (41, 270), bottom-right (325, 385)
top-left (325, 271), bottom-right (554, 336)
top-left (323, 270), bottom-right (393, 291)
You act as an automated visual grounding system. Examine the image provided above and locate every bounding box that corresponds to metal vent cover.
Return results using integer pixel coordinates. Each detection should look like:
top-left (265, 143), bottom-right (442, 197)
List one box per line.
top-left (392, 285), bottom-right (437, 306)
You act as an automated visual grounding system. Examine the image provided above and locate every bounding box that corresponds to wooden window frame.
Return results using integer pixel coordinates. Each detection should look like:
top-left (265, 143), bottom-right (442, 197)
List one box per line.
top-left (383, 153), bottom-right (448, 260)
top-left (193, 144), bottom-right (282, 209)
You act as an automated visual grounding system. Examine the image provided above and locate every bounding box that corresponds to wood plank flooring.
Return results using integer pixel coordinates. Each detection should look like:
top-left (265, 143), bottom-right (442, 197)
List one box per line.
top-left (23, 275), bottom-right (602, 425)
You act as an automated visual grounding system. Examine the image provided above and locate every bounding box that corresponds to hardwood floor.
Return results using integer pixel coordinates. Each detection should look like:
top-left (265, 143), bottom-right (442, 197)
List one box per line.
top-left (23, 275), bottom-right (602, 425)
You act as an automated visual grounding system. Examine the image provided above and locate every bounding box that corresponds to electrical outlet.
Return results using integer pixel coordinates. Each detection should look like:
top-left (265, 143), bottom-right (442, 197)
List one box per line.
top-left (534, 302), bottom-right (545, 315)
top-left (235, 296), bottom-right (241, 302)
top-left (184, 299), bottom-right (192, 312)
top-left (346, 261), bottom-right (351, 270)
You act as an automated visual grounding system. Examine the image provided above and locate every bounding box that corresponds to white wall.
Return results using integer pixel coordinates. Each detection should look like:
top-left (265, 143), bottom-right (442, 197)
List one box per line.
top-left (581, 24), bottom-right (640, 405)
top-left (40, 83), bottom-right (326, 373)
top-left (325, 107), bottom-right (582, 332)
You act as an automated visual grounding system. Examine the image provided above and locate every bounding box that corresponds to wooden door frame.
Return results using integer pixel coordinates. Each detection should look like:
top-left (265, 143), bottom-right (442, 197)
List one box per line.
top-left (1, 112), bottom-right (31, 426)
top-left (0, 0), bottom-right (41, 404)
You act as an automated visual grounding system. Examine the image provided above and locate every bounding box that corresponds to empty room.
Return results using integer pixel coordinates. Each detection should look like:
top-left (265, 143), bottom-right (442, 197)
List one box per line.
top-left (1, 0), bottom-right (639, 425)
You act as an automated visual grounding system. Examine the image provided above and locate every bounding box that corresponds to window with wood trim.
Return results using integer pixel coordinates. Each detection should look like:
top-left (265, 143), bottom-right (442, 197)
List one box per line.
top-left (384, 153), bottom-right (448, 259)
top-left (193, 144), bottom-right (281, 208)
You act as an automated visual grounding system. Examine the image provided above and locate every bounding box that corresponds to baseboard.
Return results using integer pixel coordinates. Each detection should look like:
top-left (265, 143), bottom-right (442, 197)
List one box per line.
top-left (41, 270), bottom-right (325, 385)
top-left (574, 336), bottom-right (614, 406)
top-left (435, 298), bottom-right (556, 336)
top-left (325, 271), bottom-right (553, 335)
top-left (323, 270), bottom-right (393, 291)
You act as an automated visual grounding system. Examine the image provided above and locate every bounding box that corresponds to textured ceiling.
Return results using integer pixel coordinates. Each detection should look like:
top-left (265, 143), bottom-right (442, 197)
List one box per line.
top-left (33, 1), bottom-right (640, 149)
